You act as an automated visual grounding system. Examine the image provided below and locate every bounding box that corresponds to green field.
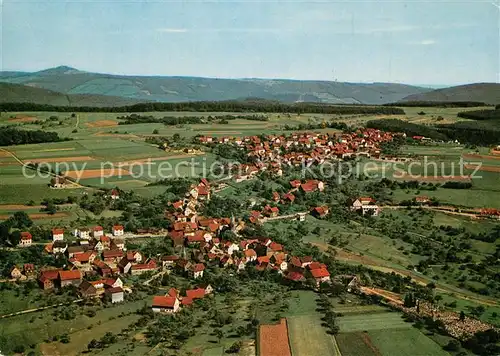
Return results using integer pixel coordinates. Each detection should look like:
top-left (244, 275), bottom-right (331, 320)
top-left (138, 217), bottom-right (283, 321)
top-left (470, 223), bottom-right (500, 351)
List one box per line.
top-left (336, 312), bottom-right (411, 332)
top-left (288, 315), bottom-right (341, 356)
top-left (335, 312), bottom-right (450, 356)
top-left (368, 328), bottom-right (450, 356)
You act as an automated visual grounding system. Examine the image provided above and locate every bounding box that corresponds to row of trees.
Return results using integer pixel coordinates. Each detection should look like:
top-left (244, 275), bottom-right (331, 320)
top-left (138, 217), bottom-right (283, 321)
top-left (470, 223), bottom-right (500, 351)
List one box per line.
top-left (0, 127), bottom-right (68, 146)
top-left (384, 101), bottom-right (488, 108)
top-left (367, 118), bottom-right (500, 146)
top-left (457, 108), bottom-right (500, 120)
top-left (116, 114), bottom-right (269, 125)
top-left (0, 101), bottom-right (405, 115)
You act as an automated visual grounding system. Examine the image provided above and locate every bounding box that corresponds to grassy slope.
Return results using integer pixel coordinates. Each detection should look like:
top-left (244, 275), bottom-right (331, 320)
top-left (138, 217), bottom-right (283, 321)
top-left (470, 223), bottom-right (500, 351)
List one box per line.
top-left (400, 83), bottom-right (500, 105)
top-left (0, 82), bottom-right (147, 107)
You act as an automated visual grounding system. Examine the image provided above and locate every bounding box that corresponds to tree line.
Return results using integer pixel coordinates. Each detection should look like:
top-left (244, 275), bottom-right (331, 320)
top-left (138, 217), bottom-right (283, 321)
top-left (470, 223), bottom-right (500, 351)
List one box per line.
top-left (0, 101), bottom-right (405, 115)
top-left (457, 108), bottom-right (500, 120)
top-left (384, 101), bottom-right (488, 108)
top-left (366, 119), bottom-right (448, 141)
top-left (0, 127), bottom-right (68, 146)
top-left (367, 119), bottom-right (500, 145)
top-left (116, 114), bottom-right (269, 125)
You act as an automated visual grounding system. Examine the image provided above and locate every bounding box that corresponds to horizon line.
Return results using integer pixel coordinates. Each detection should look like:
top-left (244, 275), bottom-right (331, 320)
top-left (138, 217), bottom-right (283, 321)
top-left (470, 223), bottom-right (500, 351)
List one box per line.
top-left (1, 65), bottom-right (494, 88)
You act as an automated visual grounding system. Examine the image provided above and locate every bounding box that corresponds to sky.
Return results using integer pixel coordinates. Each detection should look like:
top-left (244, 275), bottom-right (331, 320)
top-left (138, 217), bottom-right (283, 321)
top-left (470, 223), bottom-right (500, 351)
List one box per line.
top-left (1, 0), bottom-right (499, 85)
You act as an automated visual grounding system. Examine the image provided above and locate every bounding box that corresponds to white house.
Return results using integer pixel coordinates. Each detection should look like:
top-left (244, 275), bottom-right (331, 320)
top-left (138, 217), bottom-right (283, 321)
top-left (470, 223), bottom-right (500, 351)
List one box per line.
top-left (105, 287), bottom-right (124, 303)
top-left (93, 226), bottom-right (104, 238)
top-left (152, 296), bottom-right (180, 314)
top-left (112, 225), bottom-right (124, 237)
top-left (18, 232), bottom-right (32, 247)
top-left (77, 228), bottom-right (90, 240)
top-left (52, 228), bottom-right (64, 241)
top-left (351, 197), bottom-right (380, 216)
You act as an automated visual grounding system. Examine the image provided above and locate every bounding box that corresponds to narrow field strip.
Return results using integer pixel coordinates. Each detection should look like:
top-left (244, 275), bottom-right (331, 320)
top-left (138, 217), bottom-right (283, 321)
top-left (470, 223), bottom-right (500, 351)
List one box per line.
top-left (288, 315), bottom-right (341, 356)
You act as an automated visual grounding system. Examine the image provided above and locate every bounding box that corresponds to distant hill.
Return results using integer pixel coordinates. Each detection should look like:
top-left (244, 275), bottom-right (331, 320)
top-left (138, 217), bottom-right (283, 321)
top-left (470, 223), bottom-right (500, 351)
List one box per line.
top-left (0, 82), bottom-right (148, 107)
top-left (0, 66), bottom-right (432, 105)
top-left (399, 83), bottom-right (500, 105)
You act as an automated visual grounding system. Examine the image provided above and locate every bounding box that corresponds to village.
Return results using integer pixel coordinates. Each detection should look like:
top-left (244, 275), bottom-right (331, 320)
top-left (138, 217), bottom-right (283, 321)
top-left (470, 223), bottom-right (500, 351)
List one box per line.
top-left (3, 125), bottom-right (499, 355)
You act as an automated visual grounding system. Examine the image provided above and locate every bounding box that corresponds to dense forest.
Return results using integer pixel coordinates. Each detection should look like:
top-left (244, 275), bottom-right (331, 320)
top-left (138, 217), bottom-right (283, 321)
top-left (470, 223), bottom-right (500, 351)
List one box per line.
top-left (436, 122), bottom-right (500, 146)
top-left (367, 119), bottom-right (500, 145)
top-left (116, 114), bottom-right (268, 125)
top-left (385, 101), bottom-right (488, 108)
top-left (0, 101), bottom-right (405, 115)
top-left (0, 127), bottom-right (67, 146)
top-left (457, 108), bottom-right (500, 120)
top-left (366, 119), bottom-right (448, 141)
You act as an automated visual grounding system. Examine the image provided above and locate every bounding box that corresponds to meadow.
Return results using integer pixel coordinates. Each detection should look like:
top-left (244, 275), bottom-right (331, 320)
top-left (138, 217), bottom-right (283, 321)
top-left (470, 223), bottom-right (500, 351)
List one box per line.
top-left (335, 310), bottom-right (450, 356)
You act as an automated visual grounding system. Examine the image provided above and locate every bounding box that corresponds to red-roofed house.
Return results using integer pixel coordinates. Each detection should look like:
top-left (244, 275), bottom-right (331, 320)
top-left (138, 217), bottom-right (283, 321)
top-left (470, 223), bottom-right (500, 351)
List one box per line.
top-left (286, 271), bottom-right (305, 283)
top-left (351, 197), bottom-right (380, 216)
top-left (263, 205), bottom-right (279, 218)
top-left (189, 263), bottom-right (205, 279)
top-left (130, 260), bottom-right (157, 275)
top-left (415, 196), bottom-right (431, 204)
top-left (312, 206), bottom-right (329, 218)
top-left (93, 226), bottom-right (104, 238)
top-left (39, 269), bottom-right (60, 290)
top-left (152, 296), bottom-right (180, 314)
top-left (18, 232), bottom-right (32, 247)
top-left (282, 193), bottom-right (295, 203)
top-left (59, 270), bottom-right (82, 287)
top-left (310, 268), bottom-right (331, 286)
top-left (102, 250), bottom-right (124, 263)
top-left (244, 249), bottom-right (257, 262)
top-left (112, 225), bottom-right (124, 237)
top-left (186, 288), bottom-right (206, 300)
top-left (52, 228), bottom-right (64, 241)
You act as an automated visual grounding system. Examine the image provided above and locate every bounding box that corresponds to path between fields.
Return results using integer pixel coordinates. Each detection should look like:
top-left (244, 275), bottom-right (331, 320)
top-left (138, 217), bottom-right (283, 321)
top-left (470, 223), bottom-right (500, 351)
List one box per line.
top-left (319, 245), bottom-right (499, 307)
top-left (381, 205), bottom-right (480, 219)
top-left (0, 148), bottom-right (86, 189)
top-left (0, 298), bottom-right (84, 319)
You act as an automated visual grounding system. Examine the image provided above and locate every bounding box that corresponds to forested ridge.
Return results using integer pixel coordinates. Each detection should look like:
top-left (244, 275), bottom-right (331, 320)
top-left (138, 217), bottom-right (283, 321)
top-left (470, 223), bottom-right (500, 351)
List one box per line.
top-left (367, 119), bottom-right (500, 145)
top-left (0, 101), bottom-right (405, 115)
top-left (385, 101), bottom-right (488, 108)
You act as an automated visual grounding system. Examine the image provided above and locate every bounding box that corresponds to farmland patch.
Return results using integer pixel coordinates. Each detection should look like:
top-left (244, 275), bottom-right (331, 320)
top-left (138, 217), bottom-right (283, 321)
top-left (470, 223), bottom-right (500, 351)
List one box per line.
top-left (85, 119), bottom-right (118, 128)
top-left (25, 156), bottom-right (95, 163)
top-left (65, 168), bottom-right (130, 179)
top-left (287, 315), bottom-right (340, 356)
top-left (335, 332), bottom-right (378, 356)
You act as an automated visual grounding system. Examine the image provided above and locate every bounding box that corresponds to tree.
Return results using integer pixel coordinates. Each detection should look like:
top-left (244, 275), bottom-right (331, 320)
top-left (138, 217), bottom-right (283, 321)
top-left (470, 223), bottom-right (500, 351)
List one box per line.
top-left (227, 341), bottom-right (242, 353)
top-left (45, 201), bottom-right (57, 215)
top-left (444, 339), bottom-right (461, 352)
top-left (214, 328), bottom-right (223, 344)
top-left (153, 129), bottom-right (159, 134)
top-left (10, 211), bottom-right (33, 228)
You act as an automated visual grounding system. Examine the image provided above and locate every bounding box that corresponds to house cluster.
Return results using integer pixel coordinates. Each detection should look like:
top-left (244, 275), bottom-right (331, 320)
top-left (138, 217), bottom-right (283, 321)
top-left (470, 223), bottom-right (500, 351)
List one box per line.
top-left (9, 264), bottom-right (36, 281)
top-left (39, 269), bottom-right (124, 303)
top-left (152, 236), bottom-right (331, 314)
top-left (197, 129), bottom-right (394, 177)
top-left (479, 208), bottom-right (500, 219)
top-left (37, 225), bottom-right (157, 293)
top-left (152, 284), bottom-right (213, 313)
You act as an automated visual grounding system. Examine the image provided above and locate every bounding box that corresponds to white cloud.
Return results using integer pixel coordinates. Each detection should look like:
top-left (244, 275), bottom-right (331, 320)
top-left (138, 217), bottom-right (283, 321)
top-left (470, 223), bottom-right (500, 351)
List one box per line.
top-left (420, 39), bottom-right (436, 45)
top-left (157, 28), bottom-right (188, 33)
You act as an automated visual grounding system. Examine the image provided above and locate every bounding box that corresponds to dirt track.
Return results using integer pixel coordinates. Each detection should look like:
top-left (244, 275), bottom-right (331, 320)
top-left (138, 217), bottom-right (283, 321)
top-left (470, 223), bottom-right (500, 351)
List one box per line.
top-left (0, 212), bottom-right (70, 220)
top-left (26, 156), bottom-right (95, 163)
top-left (86, 120), bottom-right (118, 128)
top-left (65, 168), bottom-right (130, 179)
top-left (464, 164), bottom-right (500, 173)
